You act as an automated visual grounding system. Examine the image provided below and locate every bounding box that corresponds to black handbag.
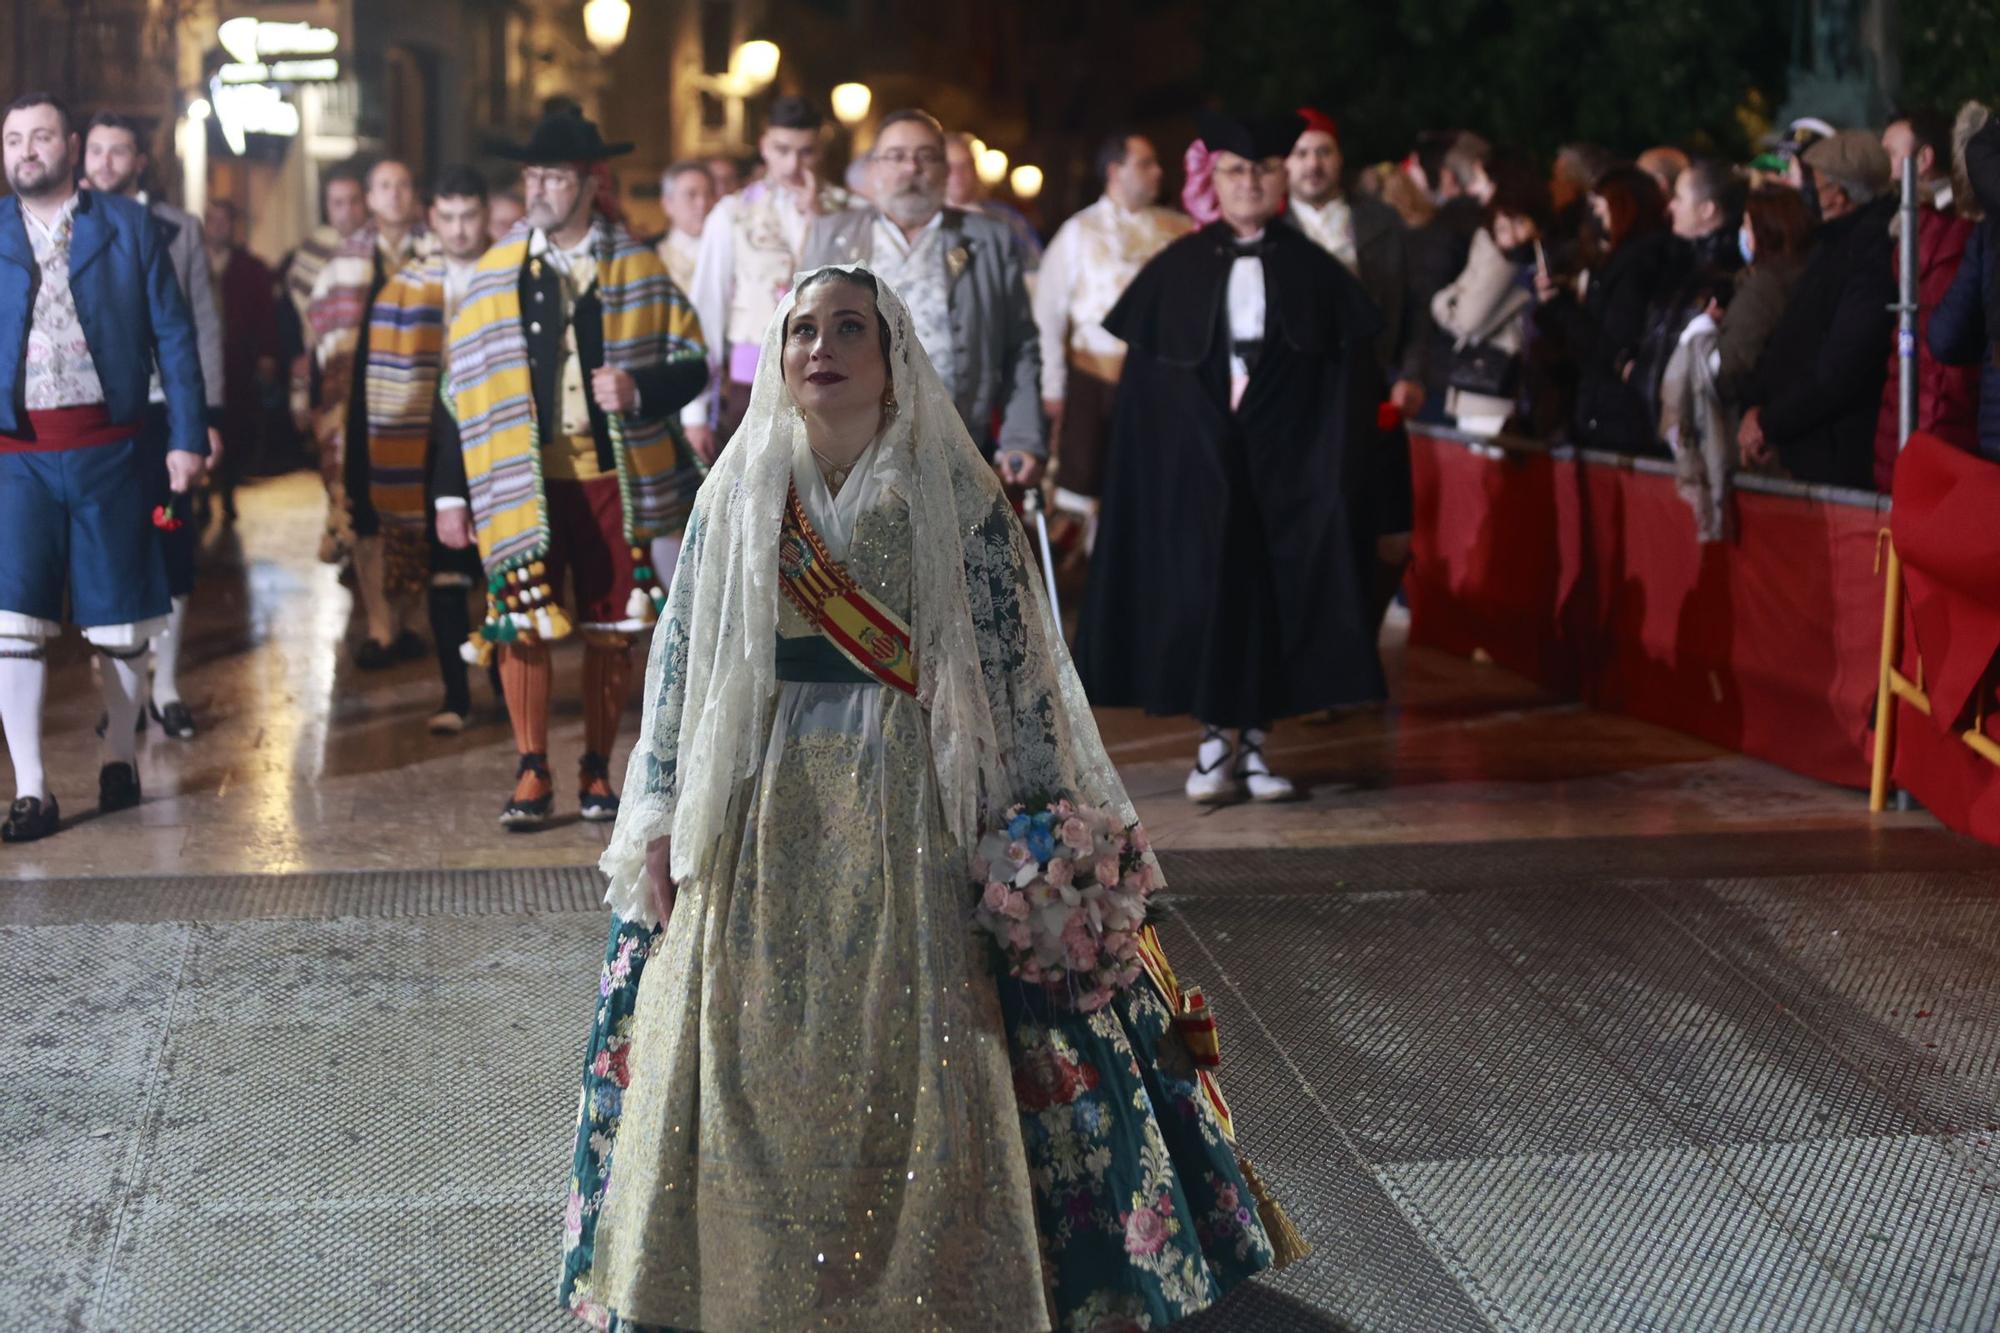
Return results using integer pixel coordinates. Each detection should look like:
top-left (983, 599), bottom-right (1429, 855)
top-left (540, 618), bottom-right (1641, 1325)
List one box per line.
top-left (1446, 338), bottom-right (1522, 399)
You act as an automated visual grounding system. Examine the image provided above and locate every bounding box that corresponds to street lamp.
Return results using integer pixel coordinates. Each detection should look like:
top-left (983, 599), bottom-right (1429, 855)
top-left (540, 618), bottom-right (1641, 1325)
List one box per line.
top-left (582, 0), bottom-right (631, 55)
top-left (975, 146), bottom-right (1009, 187)
top-left (830, 82), bottom-right (871, 127)
top-left (729, 40), bottom-right (781, 91)
top-left (1009, 164), bottom-right (1044, 199)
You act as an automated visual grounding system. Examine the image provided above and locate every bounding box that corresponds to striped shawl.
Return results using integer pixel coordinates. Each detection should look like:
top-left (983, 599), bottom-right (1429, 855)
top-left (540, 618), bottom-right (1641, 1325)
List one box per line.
top-left (364, 252), bottom-right (449, 524)
top-left (307, 225), bottom-right (434, 476)
top-left (445, 217), bottom-right (705, 580)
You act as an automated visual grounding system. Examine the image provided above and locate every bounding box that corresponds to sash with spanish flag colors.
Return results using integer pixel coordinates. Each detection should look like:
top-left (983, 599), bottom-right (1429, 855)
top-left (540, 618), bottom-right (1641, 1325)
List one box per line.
top-left (777, 481), bottom-right (919, 697)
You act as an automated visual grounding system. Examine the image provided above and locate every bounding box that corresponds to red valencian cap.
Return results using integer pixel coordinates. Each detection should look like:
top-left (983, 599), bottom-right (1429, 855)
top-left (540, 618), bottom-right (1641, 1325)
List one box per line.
top-left (1297, 107), bottom-right (1339, 144)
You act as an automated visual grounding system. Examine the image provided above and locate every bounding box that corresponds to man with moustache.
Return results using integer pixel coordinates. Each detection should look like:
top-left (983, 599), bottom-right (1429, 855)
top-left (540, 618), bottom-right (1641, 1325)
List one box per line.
top-left (1284, 106), bottom-right (1422, 627)
top-left (445, 108), bottom-right (708, 828)
top-left (0, 92), bottom-right (207, 840)
top-left (1031, 130), bottom-right (1189, 547)
top-left (681, 97), bottom-right (849, 460)
top-left (81, 111), bottom-right (226, 741)
top-left (802, 108), bottom-right (1044, 486)
top-left (1078, 111), bottom-right (1392, 804)
top-left (309, 157), bottom-right (429, 668)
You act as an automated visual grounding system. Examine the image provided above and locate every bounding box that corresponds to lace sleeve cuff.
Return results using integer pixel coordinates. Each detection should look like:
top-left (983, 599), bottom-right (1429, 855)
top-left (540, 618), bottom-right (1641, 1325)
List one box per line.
top-left (598, 790), bottom-right (675, 926)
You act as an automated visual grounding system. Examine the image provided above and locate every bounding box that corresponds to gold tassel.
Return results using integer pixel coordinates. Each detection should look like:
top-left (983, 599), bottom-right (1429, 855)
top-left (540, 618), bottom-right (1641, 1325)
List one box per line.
top-left (1237, 1152), bottom-right (1311, 1271)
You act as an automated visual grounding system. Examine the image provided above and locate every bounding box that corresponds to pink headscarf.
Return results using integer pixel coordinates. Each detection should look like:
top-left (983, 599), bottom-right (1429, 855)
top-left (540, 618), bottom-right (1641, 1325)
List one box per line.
top-left (1182, 139), bottom-right (1221, 225)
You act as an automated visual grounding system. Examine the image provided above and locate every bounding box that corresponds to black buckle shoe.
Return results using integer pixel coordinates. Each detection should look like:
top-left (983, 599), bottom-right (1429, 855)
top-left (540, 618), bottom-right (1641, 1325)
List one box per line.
top-left (1, 794), bottom-right (60, 843)
top-left (500, 753), bottom-right (554, 830)
top-left (355, 638), bottom-right (396, 671)
top-left (153, 700), bottom-right (197, 740)
top-left (578, 751), bottom-right (620, 823)
top-left (98, 763), bottom-right (142, 814)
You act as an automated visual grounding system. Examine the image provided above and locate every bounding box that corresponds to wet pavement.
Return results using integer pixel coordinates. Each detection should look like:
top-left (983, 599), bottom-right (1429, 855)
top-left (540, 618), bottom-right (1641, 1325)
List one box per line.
top-left (2, 471), bottom-right (1995, 1332)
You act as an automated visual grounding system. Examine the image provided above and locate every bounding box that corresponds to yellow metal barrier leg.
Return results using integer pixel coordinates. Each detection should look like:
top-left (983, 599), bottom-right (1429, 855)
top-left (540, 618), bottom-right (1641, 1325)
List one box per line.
top-left (1870, 546), bottom-right (1903, 812)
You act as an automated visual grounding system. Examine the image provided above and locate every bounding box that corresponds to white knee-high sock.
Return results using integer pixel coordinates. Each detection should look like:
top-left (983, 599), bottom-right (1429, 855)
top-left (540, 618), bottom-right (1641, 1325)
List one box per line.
top-left (151, 595), bottom-right (190, 707)
top-left (352, 536), bottom-right (395, 645)
top-left (0, 652), bottom-right (49, 801)
top-left (99, 649), bottom-right (149, 768)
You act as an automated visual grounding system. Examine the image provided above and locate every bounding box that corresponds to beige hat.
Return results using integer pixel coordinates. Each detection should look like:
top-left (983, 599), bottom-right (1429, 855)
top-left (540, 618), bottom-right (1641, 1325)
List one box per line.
top-left (1802, 129), bottom-right (1891, 199)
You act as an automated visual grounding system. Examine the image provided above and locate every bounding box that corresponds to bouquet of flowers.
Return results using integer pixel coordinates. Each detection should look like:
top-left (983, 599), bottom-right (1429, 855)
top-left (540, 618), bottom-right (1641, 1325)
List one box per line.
top-left (971, 797), bottom-right (1161, 1012)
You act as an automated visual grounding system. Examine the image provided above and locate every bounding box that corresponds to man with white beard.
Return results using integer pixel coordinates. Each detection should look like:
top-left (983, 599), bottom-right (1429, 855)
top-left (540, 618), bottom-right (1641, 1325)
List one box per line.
top-left (801, 108), bottom-right (1044, 486)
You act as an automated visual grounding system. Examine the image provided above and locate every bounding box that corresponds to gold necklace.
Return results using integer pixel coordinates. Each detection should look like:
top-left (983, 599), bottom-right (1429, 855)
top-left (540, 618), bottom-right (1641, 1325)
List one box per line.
top-left (809, 445), bottom-right (855, 496)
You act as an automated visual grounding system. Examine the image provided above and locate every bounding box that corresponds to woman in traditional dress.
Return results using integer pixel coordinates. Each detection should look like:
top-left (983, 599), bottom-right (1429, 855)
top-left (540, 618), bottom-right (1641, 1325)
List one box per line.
top-left (560, 265), bottom-right (1289, 1332)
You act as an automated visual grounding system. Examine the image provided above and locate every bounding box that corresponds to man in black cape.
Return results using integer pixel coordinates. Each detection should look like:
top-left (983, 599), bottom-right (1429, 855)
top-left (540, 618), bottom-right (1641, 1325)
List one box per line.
top-left (1076, 110), bottom-right (1406, 803)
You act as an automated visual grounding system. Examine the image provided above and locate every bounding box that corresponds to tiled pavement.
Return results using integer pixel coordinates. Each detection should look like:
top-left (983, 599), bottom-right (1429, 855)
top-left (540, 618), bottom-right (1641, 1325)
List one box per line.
top-left (4, 834), bottom-right (1996, 1331)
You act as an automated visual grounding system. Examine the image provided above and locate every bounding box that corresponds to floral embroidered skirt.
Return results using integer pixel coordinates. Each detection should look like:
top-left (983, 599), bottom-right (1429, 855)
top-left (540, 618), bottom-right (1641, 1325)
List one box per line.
top-left (560, 690), bottom-right (1273, 1330)
top-left (562, 915), bottom-right (1274, 1331)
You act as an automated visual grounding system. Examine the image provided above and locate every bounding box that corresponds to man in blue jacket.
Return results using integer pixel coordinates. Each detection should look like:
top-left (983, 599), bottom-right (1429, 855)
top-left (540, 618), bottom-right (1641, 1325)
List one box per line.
top-left (0, 91), bottom-right (208, 842)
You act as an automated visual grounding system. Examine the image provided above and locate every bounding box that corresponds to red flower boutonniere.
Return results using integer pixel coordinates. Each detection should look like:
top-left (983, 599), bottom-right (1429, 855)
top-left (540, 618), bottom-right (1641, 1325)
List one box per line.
top-left (1376, 401), bottom-right (1404, 432)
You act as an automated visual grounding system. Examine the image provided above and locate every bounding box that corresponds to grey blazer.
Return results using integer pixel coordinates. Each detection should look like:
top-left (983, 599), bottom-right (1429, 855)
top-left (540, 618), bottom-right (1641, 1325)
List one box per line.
top-left (802, 206), bottom-right (1045, 458)
top-left (149, 199), bottom-right (224, 414)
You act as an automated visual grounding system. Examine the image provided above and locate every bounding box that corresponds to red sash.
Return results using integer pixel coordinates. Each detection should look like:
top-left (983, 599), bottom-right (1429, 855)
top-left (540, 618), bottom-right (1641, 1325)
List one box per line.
top-left (777, 481), bottom-right (919, 697)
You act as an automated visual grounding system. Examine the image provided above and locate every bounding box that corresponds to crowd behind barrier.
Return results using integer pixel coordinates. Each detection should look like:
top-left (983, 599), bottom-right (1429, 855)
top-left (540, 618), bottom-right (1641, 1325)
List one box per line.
top-left (1408, 422), bottom-right (2000, 846)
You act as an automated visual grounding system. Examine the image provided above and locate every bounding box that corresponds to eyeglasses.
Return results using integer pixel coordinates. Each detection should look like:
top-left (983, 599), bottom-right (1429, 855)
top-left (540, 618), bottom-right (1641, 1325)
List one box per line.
top-left (1213, 160), bottom-right (1285, 183)
top-left (874, 149), bottom-right (944, 169)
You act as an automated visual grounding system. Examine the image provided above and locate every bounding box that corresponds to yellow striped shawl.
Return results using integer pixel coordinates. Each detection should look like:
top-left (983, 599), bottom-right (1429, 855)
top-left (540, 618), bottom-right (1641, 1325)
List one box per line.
top-left (364, 252), bottom-right (449, 524)
top-left (444, 218), bottom-right (705, 580)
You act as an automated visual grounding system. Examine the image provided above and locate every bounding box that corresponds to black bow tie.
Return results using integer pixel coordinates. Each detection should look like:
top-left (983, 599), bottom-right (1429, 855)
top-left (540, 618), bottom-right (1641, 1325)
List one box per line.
top-left (1229, 235), bottom-right (1276, 258)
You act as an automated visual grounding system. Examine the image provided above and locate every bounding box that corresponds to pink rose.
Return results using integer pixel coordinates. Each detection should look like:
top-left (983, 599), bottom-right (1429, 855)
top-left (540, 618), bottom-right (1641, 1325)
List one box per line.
top-left (1001, 892), bottom-right (1032, 921)
top-left (1046, 857), bottom-right (1075, 889)
top-left (1095, 855), bottom-right (1120, 887)
top-left (1124, 1205), bottom-right (1170, 1256)
top-left (981, 881), bottom-right (1011, 914)
top-left (1132, 826), bottom-right (1151, 854)
top-left (1062, 914), bottom-right (1099, 969)
top-left (1007, 922), bottom-right (1034, 951)
top-left (1060, 817), bottom-right (1093, 852)
top-left (1006, 840), bottom-right (1032, 867)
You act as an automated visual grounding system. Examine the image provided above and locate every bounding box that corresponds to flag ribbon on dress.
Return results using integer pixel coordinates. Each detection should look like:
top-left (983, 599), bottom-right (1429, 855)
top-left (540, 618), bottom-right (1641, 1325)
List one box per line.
top-left (1135, 920), bottom-right (1313, 1268)
top-left (778, 480), bottom-right (920, 697)
top-left (1135, 923), bottom-right (1234, 1139)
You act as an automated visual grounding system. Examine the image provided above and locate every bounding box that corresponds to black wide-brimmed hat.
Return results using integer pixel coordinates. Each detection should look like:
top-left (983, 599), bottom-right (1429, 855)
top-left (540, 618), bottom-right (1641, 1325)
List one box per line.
top-left (1195, 109), bottom-right (1308, 162)
top-left (495, 108), bottom-right (633, 164)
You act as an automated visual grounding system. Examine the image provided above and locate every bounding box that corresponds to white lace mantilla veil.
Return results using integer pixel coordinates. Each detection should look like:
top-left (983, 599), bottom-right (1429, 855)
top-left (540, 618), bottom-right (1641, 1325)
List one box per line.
top-left (599, 263), bottom-right (1146, 921)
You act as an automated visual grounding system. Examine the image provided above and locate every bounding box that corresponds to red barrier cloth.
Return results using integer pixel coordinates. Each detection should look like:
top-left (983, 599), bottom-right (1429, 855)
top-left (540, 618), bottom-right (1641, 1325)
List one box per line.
top-left (1407, 430), bottom-right (1885, 789)
top-left (1888, 432), bottom-right (2000, 729)
top-left (1878, 432), bottom-right (2000, 843)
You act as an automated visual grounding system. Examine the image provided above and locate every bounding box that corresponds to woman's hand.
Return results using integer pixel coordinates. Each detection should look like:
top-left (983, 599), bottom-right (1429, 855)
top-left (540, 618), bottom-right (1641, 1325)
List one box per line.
top-left (645, 836), bottom-right (677, 928)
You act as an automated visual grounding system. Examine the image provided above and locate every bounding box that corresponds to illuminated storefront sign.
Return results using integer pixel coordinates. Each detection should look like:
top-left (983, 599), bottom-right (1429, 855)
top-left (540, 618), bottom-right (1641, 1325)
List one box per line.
top-left (210, 16), bottom-right (342, 153)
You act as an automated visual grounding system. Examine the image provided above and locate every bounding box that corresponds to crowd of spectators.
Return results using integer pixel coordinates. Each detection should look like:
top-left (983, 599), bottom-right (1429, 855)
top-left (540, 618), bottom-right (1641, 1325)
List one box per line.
top-left (1360, 106), bottom-right (2000, 495)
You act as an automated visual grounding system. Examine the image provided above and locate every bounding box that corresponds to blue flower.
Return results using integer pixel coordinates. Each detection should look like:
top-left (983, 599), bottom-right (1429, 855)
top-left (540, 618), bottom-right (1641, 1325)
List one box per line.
top-left (1007, 813), bottom-right (1032, 840)
top-left (1032, 810), bottom-right (1055, 830)
top-left (1027, 829), bottom-right (1057, 863)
